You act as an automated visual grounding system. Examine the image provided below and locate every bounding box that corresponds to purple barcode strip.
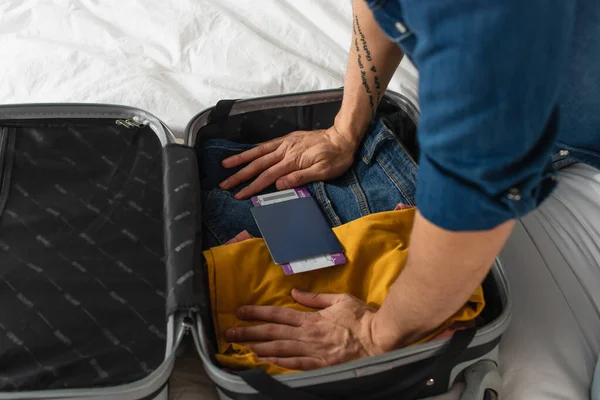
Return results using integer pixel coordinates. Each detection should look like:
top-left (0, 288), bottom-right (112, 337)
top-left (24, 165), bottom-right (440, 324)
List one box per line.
top-left (294, 188), bottom-right (311, 198)
top-left (331, 253), bottom-right (347, 265)
top-left (281, 264), bottom-right (294, 275)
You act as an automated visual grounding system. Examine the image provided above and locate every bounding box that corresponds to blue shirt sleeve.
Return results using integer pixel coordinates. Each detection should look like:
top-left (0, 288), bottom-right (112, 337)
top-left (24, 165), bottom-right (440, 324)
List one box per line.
top-left (401, 0), bottom-right (575, 230)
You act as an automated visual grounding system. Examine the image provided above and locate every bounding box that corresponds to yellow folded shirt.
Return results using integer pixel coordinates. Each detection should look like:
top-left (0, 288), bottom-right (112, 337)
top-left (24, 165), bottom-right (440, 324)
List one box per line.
top-left (204, 208), bottom-right (485, 375)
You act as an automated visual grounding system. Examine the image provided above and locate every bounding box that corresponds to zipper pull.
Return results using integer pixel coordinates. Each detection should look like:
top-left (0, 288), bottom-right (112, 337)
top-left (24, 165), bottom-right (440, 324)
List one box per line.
top-left (115, 118), bottom-right (148, 128)
top-left (182, 317), bottom-right (194, 335)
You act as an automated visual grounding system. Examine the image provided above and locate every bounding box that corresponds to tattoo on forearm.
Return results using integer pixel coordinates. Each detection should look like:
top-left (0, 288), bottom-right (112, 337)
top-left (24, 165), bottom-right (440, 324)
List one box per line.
top-left (354, 15), bottom-right (381, 116)
top-left (373, 69), bottom-right (382, 104)
top-left (355, 15), bottom-right (372, 61)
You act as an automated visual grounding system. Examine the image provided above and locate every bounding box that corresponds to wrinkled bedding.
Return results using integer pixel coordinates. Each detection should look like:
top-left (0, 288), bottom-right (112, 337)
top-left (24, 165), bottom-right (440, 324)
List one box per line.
top-left (0, 0), bottom-right (418, 136)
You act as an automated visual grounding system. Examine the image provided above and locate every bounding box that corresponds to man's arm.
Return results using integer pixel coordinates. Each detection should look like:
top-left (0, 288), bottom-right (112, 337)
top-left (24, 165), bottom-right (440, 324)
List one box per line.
top-left (334, 0), bottom-right (404, 146)
top-left (219, 0), bottom-right (403, 197)
top-left (224, 0), bottom-right (575, 371)
top-left (372, 213), bottom-right (514, 349)
top-left (371, 0), bottom-right (574, 348)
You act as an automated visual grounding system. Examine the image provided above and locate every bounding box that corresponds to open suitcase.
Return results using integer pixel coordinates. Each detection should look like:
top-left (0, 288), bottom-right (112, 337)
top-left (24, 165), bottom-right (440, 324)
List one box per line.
top-left (0, 88), bottom-right (510, 400)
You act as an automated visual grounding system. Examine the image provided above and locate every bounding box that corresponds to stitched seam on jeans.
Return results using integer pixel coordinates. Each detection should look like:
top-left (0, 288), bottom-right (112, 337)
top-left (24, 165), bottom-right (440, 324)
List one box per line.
top-left (202, 221), bottom-right (224, 248)
top-left (362, 129), bottom-right (393, 165)
top-left (207, 220), bottom-right (227, 245)
top-left (348, 169), bottom-right (370, 216)
top-left (376, 158), bottom-right (414, 206)
top-left (314, 182), bottom-right (341, 226)
top-left (202, 190), bottom-right (227, 245)
top-left (392, 135), bottom-right (418, 168)
top-left (320, 183), bottom-right (342, 226)
top-left (315, 182), bottom-right (333, 225)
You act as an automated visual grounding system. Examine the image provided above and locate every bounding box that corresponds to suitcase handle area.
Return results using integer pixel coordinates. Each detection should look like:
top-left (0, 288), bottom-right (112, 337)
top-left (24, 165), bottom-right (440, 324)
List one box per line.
top-left (238, 328), bottom-right (476, 400)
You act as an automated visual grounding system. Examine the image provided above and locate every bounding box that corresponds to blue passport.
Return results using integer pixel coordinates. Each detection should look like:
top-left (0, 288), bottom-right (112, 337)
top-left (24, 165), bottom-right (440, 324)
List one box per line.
top-left (250, 196), bottom-right (344, 265)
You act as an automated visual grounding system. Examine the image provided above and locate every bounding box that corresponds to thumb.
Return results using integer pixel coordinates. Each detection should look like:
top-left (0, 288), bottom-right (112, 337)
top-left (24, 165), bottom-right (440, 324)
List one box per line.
top-left (291, 289), bottom-right (342, 309)
top-left (276, 165), bottom-right (323, 190)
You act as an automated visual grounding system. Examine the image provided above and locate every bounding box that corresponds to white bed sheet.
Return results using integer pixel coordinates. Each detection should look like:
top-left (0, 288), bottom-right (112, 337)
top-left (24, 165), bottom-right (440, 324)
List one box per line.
top-left (0, 0), bottom-right (418, 137)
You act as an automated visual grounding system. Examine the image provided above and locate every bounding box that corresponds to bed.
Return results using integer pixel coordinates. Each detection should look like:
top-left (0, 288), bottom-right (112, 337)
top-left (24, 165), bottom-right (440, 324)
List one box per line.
top-left (0, 0), bottom-right (418, 137)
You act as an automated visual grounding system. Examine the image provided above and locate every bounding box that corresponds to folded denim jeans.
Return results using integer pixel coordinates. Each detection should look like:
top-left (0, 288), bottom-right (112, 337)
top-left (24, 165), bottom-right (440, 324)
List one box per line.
top-left (200, 118), bottom-right (418, 249)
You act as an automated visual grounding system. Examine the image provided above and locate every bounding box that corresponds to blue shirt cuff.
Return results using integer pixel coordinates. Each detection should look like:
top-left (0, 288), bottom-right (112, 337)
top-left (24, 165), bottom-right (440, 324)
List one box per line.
top-left (415, 154), bottom-right (557, 231)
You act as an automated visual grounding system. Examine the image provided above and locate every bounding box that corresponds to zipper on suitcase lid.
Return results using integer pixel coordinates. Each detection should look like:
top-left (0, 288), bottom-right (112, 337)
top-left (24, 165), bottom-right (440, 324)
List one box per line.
top-left (115, 117), bottom-right (149, 128)
top-left (0, 116), bottom-right (149, 128)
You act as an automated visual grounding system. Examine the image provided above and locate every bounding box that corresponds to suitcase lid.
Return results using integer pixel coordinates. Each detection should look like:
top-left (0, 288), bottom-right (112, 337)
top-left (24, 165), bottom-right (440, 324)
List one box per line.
top-left (0, 103), bottom-right (191, 395)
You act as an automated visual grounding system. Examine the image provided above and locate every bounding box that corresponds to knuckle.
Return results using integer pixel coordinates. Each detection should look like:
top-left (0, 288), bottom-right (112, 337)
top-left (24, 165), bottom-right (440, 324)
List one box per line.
top-left (231, 327), bottom-right (243, 340)
top-left (306, 325), bottom-right (322, 338)
top-left (296, 358), bottom-right (307, 370)
top-left (266, 307), bottom-right (280, 320)
top-left (289, 173), bottom-right (303, 186)
top-left (319, 355), bottom-right (334, 367)
top-left (274, 341), bottom-right (287, 352)
top-left (301, 312), bottom-right (312, 324)
top-left (261, 169), bottom-right (274, 181)
top-left (258, 145), bottom-right (270, 156)
top-left (340, 294), bottom-right (353, 302)
top-left (265, 324), bottom-right (279, 335)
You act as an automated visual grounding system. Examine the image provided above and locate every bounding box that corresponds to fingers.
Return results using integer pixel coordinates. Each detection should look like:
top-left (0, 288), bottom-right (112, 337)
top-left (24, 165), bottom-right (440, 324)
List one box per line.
top-left (275, 164), bottom-right (325, 191)
top-left (291, 289), bottom-right (344, 309)
top-left (237, 305), bottom-right (315, 326)
top-left (220, 151), bottom-right (282, 191)
top-left (259, 357), bottom-right (324, 371)
top-left (234, 161), bottom-right (297, 199)
top-left (225, 323), bottom-right (297, 342)
top-left (246, 340), bottom-right (310, 358)
top-left (221, 139), bottom-right (282, 169)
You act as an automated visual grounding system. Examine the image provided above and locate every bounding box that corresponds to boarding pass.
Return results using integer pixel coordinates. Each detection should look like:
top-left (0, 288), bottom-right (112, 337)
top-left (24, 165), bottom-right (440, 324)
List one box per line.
top-left (251, 188), bottom-right (347, 274)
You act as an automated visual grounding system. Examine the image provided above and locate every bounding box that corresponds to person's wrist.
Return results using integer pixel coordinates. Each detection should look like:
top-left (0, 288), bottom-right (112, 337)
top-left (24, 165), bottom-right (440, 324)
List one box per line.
top-left (333, 112), bottom-right (369, 149)
top-left (370, 309), bottom-right (404, 353)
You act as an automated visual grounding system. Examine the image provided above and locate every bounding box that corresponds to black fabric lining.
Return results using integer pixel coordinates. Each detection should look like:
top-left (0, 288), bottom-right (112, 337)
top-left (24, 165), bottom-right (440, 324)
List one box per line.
top-left (0, 122), bottom-right (167, 391)
top-left (193, 98), bottom-right (417, 161)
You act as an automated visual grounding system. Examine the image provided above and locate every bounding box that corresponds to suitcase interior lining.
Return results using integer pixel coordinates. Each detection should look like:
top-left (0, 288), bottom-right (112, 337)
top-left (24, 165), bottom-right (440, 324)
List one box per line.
top-left (0, 121), bottom-right (167, 391)
top-left (192, 98), bottom-right (505, 368)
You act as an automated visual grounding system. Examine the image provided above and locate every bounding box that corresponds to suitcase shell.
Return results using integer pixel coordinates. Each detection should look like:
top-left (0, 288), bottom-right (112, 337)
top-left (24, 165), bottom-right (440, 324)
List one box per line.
top-left (0, 104), bottom-right (192, 400)
top-left (0, 89), bottom-right (510, 400)
top-left (185, 89), bottom-right (511, 400)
